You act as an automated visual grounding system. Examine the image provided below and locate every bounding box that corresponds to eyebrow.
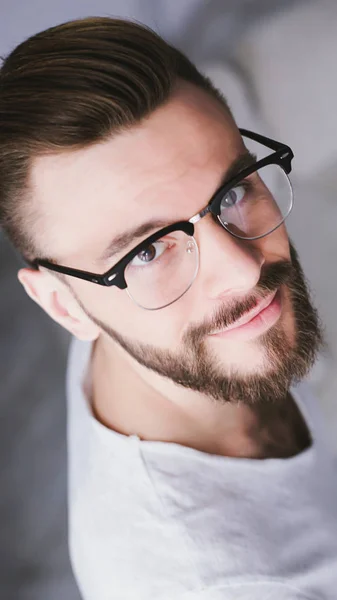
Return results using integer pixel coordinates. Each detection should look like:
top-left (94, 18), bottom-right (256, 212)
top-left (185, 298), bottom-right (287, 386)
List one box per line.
top-left (98, 149), bottom-right (257, 263)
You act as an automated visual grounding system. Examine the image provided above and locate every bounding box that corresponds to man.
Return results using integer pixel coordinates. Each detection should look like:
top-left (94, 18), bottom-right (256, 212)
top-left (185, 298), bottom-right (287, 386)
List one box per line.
top-left (0, 16), bottom-right (336, 600)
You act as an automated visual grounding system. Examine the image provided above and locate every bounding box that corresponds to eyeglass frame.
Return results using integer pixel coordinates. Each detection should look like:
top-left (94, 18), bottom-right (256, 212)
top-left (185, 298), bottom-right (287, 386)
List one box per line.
top-left (32, 129), bottom-right (294, 290)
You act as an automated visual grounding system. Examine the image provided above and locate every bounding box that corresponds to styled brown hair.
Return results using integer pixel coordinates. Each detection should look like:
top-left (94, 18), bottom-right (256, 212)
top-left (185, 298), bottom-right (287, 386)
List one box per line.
top-left (0, 17), bottom-right (230, 261)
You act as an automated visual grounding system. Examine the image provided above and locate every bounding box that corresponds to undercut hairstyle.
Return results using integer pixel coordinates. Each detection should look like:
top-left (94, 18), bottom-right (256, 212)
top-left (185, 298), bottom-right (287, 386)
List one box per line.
top-left (0, 17), bottom-right (231, 263)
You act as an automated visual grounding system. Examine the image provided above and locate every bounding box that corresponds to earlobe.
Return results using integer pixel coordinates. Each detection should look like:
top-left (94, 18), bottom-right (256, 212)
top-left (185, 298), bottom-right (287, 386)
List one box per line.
top-left (17, 267), bottom-right (100, 341)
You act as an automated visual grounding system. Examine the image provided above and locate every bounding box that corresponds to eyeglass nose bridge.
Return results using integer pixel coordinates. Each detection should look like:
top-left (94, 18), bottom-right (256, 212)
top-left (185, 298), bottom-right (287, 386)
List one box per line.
top-left (189, 199), bottom-right (232, 233)
top-left (189, 204), bottom-right (215, 226)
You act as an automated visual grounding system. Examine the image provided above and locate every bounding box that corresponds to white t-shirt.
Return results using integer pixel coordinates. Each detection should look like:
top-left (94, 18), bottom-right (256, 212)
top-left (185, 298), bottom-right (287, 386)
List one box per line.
top-left (67, 338), bottom-right (337, 600)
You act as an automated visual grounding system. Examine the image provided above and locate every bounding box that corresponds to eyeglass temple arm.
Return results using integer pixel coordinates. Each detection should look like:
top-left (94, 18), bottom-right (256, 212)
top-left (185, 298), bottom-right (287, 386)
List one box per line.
top-left (239, 128), bottom-right (294, 173)
top-left (31, 257), bottom-right (109, 285)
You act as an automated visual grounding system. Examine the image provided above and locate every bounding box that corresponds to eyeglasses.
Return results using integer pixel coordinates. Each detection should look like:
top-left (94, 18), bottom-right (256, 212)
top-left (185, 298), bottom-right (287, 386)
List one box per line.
top-left (33, 129), bottom-right (294, 310)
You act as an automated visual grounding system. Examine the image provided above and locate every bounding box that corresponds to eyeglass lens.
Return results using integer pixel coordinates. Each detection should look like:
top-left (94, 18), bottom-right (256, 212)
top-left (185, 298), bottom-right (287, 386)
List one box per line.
top-left (218, 163), bottom-right (292, 239)
top-left (125, 231), bottom-right (199, 310)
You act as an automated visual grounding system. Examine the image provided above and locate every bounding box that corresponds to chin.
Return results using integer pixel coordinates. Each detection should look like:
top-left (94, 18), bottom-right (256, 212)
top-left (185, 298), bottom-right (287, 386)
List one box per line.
top-left (212, 341), bottom-right (270, 376)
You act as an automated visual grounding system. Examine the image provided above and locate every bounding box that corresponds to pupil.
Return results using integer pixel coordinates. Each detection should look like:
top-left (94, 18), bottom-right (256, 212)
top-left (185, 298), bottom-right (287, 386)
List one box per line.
top-left (224, 190), bottom-right (236, 206)
top-left (140, 244), bottom-right (156, 262)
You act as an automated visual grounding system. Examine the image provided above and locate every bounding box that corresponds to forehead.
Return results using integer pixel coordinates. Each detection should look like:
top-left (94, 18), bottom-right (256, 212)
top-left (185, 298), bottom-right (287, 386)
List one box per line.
top-left (30, 82), bottom-right (243, 266)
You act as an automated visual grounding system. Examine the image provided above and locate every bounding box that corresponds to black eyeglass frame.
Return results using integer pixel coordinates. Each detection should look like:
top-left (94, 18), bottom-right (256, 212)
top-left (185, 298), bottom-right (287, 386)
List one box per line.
top-left (32, 129), bottom-right (294, 290)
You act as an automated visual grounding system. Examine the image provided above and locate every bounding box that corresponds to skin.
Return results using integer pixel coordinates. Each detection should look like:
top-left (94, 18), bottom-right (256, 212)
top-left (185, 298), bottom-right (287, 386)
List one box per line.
top-left (18, 81), bottom-right (323, 458)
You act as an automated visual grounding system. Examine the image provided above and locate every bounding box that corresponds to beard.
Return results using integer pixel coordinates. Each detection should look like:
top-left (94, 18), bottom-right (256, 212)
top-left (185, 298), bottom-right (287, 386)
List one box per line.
top-left (82, 240), bottom-right (325, 406)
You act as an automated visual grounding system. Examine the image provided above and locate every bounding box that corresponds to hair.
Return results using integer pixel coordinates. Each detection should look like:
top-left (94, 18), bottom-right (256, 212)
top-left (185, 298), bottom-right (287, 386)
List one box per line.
top-left (0, 17), bottom-right (231, 262)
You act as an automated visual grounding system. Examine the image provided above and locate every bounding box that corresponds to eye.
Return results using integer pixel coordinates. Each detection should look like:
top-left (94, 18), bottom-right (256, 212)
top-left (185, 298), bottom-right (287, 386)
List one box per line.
top-left (130, 241), bottom-right (166, 267)
top-left (221, 184), bottom-right (246, 208)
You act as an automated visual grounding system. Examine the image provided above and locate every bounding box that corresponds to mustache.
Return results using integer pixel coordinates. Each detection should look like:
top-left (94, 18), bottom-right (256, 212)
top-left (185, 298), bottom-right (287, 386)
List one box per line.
top-left (184, 260), bottom-right (293, 346)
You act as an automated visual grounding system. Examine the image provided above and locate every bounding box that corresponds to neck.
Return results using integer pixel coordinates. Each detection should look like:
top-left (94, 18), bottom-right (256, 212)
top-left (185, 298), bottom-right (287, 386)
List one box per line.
top-left (90, 336), bottom-right (312, 459)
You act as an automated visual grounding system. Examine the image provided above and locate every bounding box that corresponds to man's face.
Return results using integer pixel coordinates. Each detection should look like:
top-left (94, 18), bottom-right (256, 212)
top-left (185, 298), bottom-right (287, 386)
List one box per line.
top-left (30, 82), bottom-right (323, 404)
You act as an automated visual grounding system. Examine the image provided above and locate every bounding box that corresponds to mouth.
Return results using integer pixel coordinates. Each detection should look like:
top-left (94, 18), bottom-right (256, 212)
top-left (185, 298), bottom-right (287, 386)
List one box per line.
top-left (209, 289), bottom-right (279, 336)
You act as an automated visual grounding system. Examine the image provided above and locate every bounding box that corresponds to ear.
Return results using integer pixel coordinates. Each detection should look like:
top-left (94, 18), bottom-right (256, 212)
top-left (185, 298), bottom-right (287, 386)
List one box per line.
top-left (18, 267), bottom-right (100, 341)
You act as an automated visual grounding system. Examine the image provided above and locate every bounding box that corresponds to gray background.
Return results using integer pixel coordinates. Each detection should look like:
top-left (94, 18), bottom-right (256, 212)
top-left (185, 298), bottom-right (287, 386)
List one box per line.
top-left (1, 1), bottom-right (336, 599)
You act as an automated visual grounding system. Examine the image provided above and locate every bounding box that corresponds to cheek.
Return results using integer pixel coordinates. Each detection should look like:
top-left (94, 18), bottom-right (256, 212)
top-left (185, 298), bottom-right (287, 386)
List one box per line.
top-left (74, 280), bottom-right (191, 349)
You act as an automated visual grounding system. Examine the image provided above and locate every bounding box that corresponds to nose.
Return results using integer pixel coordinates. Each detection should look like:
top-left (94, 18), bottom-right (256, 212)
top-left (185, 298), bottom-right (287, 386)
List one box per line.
top-left (195, 215), bottom-right (265, 300)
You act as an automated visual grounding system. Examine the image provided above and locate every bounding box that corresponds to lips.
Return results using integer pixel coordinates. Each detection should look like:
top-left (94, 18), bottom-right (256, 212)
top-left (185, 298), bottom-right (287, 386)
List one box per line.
top-left (209, 289), bottom-right (278, 335)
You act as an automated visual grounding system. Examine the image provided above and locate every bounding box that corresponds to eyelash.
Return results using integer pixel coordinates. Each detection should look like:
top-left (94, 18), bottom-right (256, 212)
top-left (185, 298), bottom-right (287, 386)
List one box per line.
top-left (236, 178), bottom-right (254, 190)
top-left (127, 240), bottom-right (175, 271)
